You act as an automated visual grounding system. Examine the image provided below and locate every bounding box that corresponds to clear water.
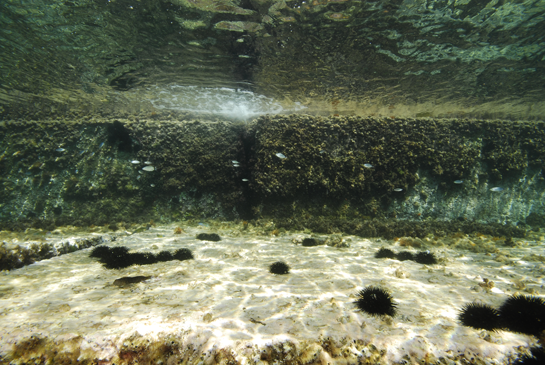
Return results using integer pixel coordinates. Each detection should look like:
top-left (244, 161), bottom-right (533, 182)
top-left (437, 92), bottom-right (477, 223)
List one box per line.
top-left (147, 85), bottom-right (304, 121)
top-left (1, 0), bottom-right (544, 362)
top-left (1, 0), bottom-right (544, 119)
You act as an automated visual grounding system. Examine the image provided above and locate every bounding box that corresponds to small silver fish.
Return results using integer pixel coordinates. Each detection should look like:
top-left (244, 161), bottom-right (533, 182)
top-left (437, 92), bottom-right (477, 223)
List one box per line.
top-left (490, 187), bottom-right (504, 192)
top-left (454, 180), bottom-right (463, 184)
top-left (275, 153), bottom-right (286, 159)
top-left (144, 161), bottom-right (153, 165)
top-left (55, 148), bottom-right (66, 152)
top-left (363, 163), bottom-right (373, 168)
top-left (232, 160), bottom-right (240, 164)
top-left (150, 184), bottom-right (155, 187)
top-left (242, 179), bottom-right (249, 182)
top-left (142, 166), bottom-right (155, 172)
top-left (393, 188), bottom-right (403, 192)
top-left (98, 142), bottom-right (105, 148)
top-left (131, 160), bottom-right (140, 164)
top-left (233, 164), bottom-right (240, 167)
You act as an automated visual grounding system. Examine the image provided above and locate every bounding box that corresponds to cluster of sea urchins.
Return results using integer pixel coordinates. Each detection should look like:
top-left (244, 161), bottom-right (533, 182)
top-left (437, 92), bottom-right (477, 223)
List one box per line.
top-left (458, 294), bottom-right (545, 336)
top-left (90, 245), bottom-right (194, 269)
top-left (375, 248), bottom-right (438, 265)
top-left (354, 286), bottom-right (397, 317)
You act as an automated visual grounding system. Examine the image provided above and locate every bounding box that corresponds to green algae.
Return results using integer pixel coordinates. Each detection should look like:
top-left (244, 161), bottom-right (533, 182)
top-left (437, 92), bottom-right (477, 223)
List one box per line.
top-left (1, 115), bottom-right (544, 234)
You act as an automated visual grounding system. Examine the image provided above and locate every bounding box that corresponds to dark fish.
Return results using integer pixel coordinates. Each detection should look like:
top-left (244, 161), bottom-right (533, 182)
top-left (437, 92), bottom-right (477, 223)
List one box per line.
top-left (113, 275), bottom-right (151, 287)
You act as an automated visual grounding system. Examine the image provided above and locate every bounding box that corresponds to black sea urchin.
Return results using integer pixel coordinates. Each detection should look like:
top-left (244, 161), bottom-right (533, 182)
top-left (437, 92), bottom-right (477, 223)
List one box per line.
top-left (302, 238), bottom-right (320, 247)
top-left (415, 251), bottom-right (438, 265)
top-left (355, 286), bottom-right (397, 317)
top-left (174, 248), bottom-right (194, 261)
top-left (100, 246), bottom-right (133, 269)
top-left (513, 346), bottom-right (545, 365)
top-left (499, 294), bottom-right (545, 336)
top-left (196, 233), bottom-right (221, 241)
top-left (396, 251), bottom-right (414, 261)
top-left (269, 261), bottom-right (290, 275)
top-left (458, 302), bottom-right (501, 331)
top-left (90, 245), bottom-right (111, 259)
top-left (375, 248), bottom-right (396, 259)
top-left (130, 252), bottom-right (157, 266)
top-left (156, 250), bottom-right (174, 262)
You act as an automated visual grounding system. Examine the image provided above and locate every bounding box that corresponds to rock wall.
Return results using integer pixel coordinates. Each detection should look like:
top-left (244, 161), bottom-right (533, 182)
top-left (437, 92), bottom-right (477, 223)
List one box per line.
top-left (1, 115), bottom-right (544, 235)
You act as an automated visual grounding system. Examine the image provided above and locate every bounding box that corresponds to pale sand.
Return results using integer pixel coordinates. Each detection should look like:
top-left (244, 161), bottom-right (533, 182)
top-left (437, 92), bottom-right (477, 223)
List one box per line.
top-left (0, 224), bottom-right (543, 363)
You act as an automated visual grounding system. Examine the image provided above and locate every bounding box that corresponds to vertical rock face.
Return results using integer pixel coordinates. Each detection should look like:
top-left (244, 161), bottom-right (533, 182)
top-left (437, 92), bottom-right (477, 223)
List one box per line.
top-left (0, 115), bottom-right (543, 232)
top-left (249, 115), bottom-right (545, 226)
top-left (0, 118), bottom-right (247, 229)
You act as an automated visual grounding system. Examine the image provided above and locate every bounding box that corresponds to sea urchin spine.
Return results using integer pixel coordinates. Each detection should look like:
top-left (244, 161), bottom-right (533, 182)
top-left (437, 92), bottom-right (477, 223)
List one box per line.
top-left (458, 302), bottom-right (501, 331)
top-left (499, 294), bottom-right (545, 336)
top-left (174, 248), bottom-right (194, 261)
top-left (355, 286), bottom-right (397, 317)
top-left (375, 248), bottom-right (396, 259)
top-left (269, 261), bottom-right (290, 275)
top-left (414, 251), bottom-right (438, 265)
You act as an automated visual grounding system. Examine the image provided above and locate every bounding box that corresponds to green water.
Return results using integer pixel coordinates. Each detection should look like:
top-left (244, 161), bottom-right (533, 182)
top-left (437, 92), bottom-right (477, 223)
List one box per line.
top-left (1, 0), bottom-right (545, 119)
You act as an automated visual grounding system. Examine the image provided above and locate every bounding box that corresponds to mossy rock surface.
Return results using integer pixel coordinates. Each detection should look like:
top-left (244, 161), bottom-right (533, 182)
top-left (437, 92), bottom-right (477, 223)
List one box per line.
top-left (0, 118), bottom-right (246, 229)
top-left (248, 115), bottom-right (545, 222)
top-left (1, 115), bottom-right (544, 232)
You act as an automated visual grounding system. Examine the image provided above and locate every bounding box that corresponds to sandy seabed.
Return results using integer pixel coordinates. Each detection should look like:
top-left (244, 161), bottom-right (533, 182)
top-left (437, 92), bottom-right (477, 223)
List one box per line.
top-left (0, 223), bottom-right (543, 364)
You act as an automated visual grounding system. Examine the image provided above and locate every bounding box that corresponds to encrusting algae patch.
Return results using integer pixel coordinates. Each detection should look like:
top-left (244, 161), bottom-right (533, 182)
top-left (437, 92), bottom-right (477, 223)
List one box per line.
top-left (0, 223), bottom-right (543, 364)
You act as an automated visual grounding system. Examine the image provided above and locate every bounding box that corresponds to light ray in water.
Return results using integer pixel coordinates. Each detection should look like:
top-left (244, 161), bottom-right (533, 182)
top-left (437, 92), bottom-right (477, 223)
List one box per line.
top-left (148, 85), bottom-right (304, 121)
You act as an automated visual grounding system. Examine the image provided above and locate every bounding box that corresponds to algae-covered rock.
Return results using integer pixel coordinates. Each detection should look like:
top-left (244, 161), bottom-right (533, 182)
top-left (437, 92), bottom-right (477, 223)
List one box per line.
top-left (171, 0), bottom-right (255, 15)
top-left (215, 21), bottom-right (264, 32)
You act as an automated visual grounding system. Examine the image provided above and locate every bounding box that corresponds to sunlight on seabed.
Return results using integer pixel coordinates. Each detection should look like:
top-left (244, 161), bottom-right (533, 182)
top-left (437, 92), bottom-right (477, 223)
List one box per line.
top-left (148, 85), bottom-right (305, 121)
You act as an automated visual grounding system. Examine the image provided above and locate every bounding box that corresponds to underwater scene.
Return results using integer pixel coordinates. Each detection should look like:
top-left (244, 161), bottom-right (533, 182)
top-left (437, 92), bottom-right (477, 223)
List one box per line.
top-left (1, 0), bottom-right (545, 364)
